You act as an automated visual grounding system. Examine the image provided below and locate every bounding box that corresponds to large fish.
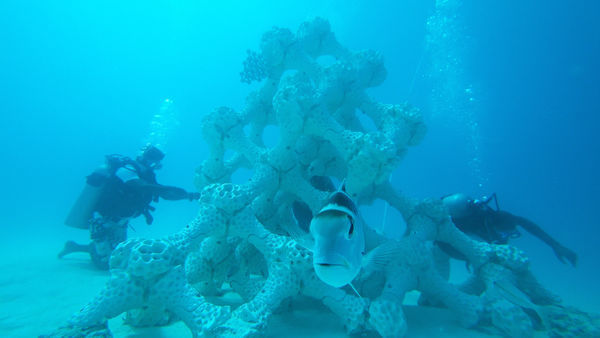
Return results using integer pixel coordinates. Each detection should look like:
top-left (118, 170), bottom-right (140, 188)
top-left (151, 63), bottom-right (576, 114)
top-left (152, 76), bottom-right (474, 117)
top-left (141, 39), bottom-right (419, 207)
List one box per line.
top-left (292, 178), bottom-right (396, 288)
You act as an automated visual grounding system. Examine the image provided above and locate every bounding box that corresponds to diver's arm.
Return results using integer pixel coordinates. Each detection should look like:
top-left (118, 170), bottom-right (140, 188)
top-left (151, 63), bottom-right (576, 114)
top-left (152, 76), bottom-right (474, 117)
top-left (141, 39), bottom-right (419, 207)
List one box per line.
top-left (514, 215), bottom-right (560, 247)
top-left (158, 186), bottom-right (199, 201)
top-left (144, 183), bottom-right (199, 201)
top-left (514, 215), bottom-right (578, 267)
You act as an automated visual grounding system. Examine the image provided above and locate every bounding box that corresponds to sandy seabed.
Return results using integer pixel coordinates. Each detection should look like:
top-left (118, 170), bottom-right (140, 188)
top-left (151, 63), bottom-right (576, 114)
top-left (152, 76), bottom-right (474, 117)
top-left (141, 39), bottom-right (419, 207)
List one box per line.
top-left (0, 232), bottom-right (584, 338)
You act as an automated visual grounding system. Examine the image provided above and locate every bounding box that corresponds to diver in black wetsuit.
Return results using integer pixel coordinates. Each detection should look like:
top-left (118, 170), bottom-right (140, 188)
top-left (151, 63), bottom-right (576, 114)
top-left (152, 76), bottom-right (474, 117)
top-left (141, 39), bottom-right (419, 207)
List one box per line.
top-left (439, 193), bottom-right (578, 267)
top-left (58, 145), bottom-right (200, 269)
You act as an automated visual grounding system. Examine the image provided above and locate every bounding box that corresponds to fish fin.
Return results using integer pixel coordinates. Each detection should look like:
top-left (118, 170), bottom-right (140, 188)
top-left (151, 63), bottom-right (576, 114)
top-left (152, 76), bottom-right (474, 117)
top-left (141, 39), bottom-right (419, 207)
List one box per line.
top-left (286, 223), bottom-right (314, 251)
top-left (348, 282), bottom-right (362, 299)
top-left (294, 235), bottom-right (315, 252)
top-left (285, 221), bottom-right (314, 251)
top-left (362, 240), bottom-right (402, 271)
top-left (291, 200), bottom-right (313, 234)
top-left (309, 175), bottom-right (337, 192)
top-left (282, 201), bottom-right (315, 251)
top-left (339, 179), bottom-right (347, 193)
top-left (287, 202), bottom-right (315, 250)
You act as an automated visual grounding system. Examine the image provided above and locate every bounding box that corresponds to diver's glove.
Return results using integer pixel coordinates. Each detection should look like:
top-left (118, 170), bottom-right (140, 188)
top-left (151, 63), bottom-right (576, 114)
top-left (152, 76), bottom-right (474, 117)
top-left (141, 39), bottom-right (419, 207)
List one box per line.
top-left (188, 192), bottom-right (200, 201)
top-left (553, 244), bottom-right (578, 267)
top-left (143, 209), bottom-right (154, 225)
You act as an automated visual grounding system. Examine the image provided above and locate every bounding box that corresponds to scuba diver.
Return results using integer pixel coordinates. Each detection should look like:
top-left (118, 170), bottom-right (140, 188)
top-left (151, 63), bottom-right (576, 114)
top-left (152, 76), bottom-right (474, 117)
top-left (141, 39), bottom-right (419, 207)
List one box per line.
top-left (58, 144), bottom-right (200, 269)
top-left (440, 193), bottom-right (578, 267)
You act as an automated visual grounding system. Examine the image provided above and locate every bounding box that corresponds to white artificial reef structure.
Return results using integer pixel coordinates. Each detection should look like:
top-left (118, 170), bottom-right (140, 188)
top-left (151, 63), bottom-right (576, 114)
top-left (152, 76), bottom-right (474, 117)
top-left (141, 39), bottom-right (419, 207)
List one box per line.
top-left (44, 18), bottom-right (599, 338)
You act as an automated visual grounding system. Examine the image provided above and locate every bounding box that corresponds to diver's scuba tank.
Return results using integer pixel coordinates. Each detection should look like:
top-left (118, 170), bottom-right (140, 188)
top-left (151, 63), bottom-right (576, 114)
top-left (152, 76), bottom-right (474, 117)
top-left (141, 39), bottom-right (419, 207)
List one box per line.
top-left (64, 167), bottom-right (112, 229)
top-left (442, 193), bottom-right (473, 219)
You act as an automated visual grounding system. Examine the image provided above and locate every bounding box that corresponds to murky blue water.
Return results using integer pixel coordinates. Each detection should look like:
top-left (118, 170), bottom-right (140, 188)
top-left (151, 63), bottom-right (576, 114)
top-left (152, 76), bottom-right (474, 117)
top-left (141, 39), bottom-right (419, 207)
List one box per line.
top-left (0, 0), bottom-right (598, 336)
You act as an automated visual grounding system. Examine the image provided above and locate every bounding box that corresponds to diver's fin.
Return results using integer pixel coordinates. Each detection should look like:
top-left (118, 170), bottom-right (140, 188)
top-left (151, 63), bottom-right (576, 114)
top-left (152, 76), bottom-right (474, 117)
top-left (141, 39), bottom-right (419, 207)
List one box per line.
top-left (492, 279), bottom-right (548, 329)
top-left (57, 241), bottom-right (92, 258)
top-left (309, 175), bottom-right (337, 192)
top-left (492, 280), bottom-right (535, 309)
top-left (292, 200), bottom-right (313, 234)
top-left (362, 240), bottom-right (402, 271)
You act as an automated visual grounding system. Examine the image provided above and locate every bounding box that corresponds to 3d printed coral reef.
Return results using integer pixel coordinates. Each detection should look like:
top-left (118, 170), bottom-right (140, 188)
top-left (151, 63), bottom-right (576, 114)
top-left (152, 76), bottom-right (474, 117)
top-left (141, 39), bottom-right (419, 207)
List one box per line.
top-left (43, 18), bottom-right (599, 338)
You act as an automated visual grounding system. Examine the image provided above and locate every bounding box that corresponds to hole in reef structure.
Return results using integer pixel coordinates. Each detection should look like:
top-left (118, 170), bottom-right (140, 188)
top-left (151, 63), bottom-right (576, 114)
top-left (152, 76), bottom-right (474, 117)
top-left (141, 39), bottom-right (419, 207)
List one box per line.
top-left (359, 198), bottom-right (406, 239)
top-left (356, 108), bottom-right (378, 133)
top-left (223, 149), bottom-right (236, 162)
top-left (262, 125), bottom-right (281, 149)
top-left (317, 55), bottom-right (337, 67)
top-left (231, 168), bottom-right (255, 185)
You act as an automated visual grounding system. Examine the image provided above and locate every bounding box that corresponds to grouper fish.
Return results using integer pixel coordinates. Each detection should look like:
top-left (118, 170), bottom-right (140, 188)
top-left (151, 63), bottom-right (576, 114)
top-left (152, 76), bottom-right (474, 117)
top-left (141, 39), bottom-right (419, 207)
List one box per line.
top-left (292, 178), bottom-right (397, 289)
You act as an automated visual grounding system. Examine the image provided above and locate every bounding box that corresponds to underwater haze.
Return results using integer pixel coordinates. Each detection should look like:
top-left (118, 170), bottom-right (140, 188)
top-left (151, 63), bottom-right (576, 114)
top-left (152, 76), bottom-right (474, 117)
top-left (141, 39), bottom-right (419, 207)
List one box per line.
top-left (0, 0), bottom-right (599, 337)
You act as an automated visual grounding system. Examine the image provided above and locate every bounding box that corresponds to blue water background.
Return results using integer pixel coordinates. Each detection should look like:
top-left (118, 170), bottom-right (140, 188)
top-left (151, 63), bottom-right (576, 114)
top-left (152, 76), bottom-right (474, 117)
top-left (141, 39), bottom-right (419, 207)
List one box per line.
top-left (0, 0), bottom-right (598, 312)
